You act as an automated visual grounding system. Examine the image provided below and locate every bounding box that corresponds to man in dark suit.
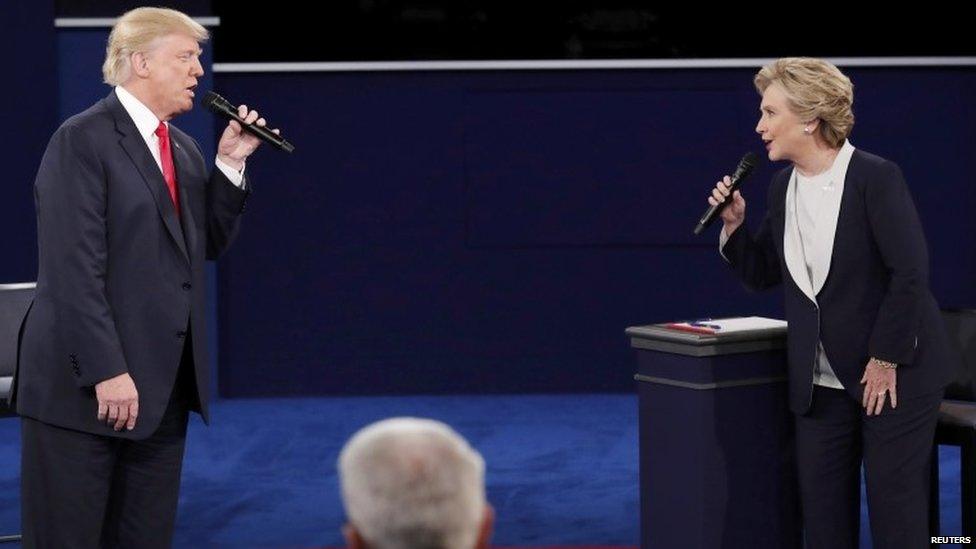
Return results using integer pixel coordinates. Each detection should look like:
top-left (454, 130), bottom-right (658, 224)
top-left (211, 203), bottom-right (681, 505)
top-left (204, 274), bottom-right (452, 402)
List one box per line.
top-left (709, 57), bottom-right (953, 548)
top-left (14, 7), bottom-right (277, 548)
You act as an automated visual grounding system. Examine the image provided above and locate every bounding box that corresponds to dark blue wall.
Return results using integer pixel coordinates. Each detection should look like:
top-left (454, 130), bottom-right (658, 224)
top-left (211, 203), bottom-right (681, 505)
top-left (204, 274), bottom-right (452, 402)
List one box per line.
top-left (214, 68), bottom-right (976, 396)
top-left (1, 3), bottom-right (57, 283)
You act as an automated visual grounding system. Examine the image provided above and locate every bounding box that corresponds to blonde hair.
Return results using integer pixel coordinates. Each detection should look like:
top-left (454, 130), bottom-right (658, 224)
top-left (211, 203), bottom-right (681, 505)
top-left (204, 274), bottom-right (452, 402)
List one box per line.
top-left (103, 7), bottom-right (208, 86)
top-left (754, 57), bottom-right (855, 148)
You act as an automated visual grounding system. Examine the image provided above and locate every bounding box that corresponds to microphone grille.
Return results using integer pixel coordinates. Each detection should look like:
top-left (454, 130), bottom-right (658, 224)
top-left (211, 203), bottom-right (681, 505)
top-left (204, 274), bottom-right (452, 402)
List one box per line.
top-left (741, 151), bottom-right (760, 169)
top-left (203, 91), bottom-right (227, 111)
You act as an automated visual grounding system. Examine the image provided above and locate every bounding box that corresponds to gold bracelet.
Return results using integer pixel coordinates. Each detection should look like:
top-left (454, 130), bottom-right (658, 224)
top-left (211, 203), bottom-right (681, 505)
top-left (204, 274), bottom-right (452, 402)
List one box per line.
top-left (872, 358), bottom-right (898, 369)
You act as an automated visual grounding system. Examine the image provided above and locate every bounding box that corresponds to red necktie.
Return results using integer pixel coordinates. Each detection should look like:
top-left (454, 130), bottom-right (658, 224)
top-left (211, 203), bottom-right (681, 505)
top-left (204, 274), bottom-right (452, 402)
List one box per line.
top-left (154, 121), bottom-right (180, 216)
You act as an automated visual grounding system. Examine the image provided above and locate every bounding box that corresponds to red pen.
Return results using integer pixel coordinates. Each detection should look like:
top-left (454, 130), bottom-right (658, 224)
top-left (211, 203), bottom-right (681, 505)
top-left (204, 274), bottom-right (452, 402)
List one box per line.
top-left (664, 323), bottom-right (716, 335)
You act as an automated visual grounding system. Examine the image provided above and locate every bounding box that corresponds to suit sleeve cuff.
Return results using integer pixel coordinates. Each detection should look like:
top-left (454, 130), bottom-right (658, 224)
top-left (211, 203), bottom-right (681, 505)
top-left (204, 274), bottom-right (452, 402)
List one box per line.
top-left (719, 226), bottom-right (731, 263)
top-left (215, 156), bottom-right (246, 188)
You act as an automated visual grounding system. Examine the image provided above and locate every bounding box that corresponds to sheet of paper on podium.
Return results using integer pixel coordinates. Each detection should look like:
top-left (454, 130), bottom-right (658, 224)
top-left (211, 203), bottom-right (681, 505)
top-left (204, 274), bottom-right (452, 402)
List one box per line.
top-left (626, 316), bottom-right (788, 344)
top-left (666, 316), bottom-right (787, 334)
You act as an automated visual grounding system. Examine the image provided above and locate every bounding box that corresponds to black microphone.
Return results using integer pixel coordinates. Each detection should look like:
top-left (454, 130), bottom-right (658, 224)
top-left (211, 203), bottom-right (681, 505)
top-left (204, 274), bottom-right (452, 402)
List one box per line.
top-left (693, 152), bottom-right (760, 235)
top-left (203, 91), bottom-right (295, 153)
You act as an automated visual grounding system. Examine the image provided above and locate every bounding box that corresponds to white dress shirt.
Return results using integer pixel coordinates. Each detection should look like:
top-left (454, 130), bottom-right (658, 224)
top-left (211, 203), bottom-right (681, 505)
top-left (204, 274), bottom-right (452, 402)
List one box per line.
top-left (114, 86), bottom-right (244, 187)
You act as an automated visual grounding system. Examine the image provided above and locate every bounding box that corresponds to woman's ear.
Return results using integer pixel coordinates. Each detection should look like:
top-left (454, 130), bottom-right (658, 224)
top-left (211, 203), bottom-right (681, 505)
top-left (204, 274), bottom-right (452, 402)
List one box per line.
top-left (802, 118), bottom-right (821, 135)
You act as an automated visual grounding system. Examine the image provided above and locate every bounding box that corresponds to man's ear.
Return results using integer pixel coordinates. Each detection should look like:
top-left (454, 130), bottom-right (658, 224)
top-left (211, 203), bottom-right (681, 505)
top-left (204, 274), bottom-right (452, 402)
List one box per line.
top-left (475, 503), bottom-right (495, 549)
top-left (343, 523), bottom-right (367, 549)
top-left (130, 51), bottom-right (151, 78)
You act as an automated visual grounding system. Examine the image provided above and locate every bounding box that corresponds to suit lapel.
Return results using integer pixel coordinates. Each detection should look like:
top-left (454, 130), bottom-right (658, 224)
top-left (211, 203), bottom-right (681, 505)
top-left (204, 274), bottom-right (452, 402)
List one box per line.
top-left (171, 134), bottom-right (199, 263)
top-left (816, 141), bottom-right (857, 294)
top-left (107, 92), bottom-right (190, 265)
top-left (782, 169), bottom-right (818, 305)
top-left (810, 176), bottom-right (845, 295)
top-left (779, 141), bottom-right (858, 302)
top-left (809, 141), bottom-right (856, 295)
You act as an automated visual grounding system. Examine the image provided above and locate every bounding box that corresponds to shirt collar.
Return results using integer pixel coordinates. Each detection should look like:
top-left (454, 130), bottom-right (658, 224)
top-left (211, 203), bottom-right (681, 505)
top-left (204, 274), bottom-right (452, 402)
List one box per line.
top-left (114, 85), bottom-right (164, 141)
top-left (835, 139), bottom-right (855, 174)
top-left (796, 139), bottom-right (855, 186)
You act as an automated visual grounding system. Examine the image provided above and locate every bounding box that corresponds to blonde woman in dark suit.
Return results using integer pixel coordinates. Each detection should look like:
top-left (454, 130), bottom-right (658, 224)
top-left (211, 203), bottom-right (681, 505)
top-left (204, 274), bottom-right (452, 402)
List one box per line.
top-left (709, 57), bottom-right (953, 548)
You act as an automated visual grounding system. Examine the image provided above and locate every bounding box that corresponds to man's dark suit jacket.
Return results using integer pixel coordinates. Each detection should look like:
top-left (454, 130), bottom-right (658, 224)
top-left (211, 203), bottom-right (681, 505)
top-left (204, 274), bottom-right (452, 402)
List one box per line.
top-left (15, 90), bottom-right (249, 439)
top-left (723, 148), bottom-right (953, 414)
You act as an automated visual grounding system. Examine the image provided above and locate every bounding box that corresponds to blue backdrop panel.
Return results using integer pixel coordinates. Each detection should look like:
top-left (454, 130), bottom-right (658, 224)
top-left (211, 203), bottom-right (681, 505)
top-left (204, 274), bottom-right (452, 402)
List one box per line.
top-left (215, 67), bottom-right (976, 397)
top-left (850, 69), bottom-right (976, 307)
top-left (464, 86), bottom-right (744, 247)
top-left (1, 3), bottom-right (58, 283)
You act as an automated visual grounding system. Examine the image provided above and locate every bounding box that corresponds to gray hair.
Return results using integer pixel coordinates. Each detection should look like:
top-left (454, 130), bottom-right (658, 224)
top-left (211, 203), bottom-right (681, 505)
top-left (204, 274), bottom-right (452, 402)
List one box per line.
top-left (339, 417), bottom-right (487, 549)
top-left (103, 7), bottom-right (208, 86)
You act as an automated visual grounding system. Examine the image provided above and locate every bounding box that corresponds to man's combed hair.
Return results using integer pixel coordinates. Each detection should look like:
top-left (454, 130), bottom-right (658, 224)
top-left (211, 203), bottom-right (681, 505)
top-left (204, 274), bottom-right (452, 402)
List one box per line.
top-left (103, 7), bottom-right (208, 86)
top-left (339, 418), bottom-right (486, 549)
